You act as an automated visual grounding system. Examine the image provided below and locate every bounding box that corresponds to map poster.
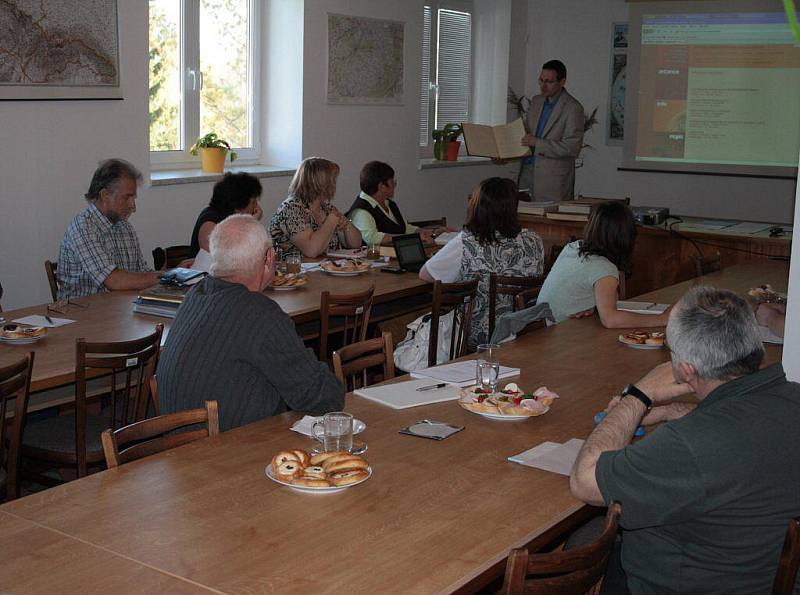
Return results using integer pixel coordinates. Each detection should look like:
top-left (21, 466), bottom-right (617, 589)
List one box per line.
top-left (0, 0), bottom-right (121, 100)
top-left (606, 22), bottom-right (627, 145)
top-left (327, 13), bottom-right (404, 105)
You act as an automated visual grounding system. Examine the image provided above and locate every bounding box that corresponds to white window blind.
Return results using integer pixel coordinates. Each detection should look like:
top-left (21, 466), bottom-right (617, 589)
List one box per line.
top-left (435, 9), bottom-right (471, 130)
top-left (419, 6), bottom-right (433, 146)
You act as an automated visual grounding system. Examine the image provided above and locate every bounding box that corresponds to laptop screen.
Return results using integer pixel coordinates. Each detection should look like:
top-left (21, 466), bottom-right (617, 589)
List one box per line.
top-left (393, 234), bottom-right (427, 269)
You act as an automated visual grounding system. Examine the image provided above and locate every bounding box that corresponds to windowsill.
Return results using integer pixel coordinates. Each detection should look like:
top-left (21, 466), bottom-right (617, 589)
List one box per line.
top-left (418, 156), bottom-right (495, 170)
top-left (150, 164), bottom-right (296, 187)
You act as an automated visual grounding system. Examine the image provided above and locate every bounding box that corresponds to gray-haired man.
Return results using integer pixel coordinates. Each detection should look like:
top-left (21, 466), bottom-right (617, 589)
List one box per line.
top-left (571, 286), bottom-right (800, 594)
top-left (158, 215), bottom-right (344, 432)
top-left (57, 159), bottom-right (160, 299)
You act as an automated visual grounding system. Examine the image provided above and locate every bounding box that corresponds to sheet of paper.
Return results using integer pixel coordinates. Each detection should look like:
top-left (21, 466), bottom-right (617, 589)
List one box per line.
top-left (508, 441), bottom-right (561, 465)
top-left (434, 231), bottom-right (459, 246)
top-left (509, 438), bottom-right (585, 476)
top-left (354, 378), bottom-right (462, 409)
top-left (192, 249), bottom-right (212, 273)
top-left (722, 222), bottom-right (772, 234)
top-left (13, 315), bottom-right (75, 328)
top-left (301, 262), bottom-right (321, 272)
top-left (616, 301), bottom-right (669, 314)
top-left (411, 360), bottom-right (520, 387)
top-left (695, 219), bottom-right (734, 230)
top-left (759, 325), bottom-right (784, 345)
top-left (493, 118), bottom-right (530, 159)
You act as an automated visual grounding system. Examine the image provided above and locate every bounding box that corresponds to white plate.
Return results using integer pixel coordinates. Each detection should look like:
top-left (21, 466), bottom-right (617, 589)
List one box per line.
top-left (464, 407), bottom-right (548, 421)
top-left (0, 335), bottom-right (44, 345)
top-left (618, 337), bottom-right (663, 350)
top-left (321, 268), bottom-right (368, 276)
top-left (269, 283), bottom-right (305, 291)
top-left (265, 465), bottom-right (371, 493)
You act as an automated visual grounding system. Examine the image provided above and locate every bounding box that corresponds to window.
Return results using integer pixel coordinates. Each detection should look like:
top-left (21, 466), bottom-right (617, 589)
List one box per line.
top-left (419, 2), bottom-right (473, 148)
top-left (149, 0), bottom-right (260, 165)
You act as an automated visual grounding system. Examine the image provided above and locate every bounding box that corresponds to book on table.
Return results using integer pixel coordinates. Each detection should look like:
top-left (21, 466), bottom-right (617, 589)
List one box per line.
top-left (545, 211), bottom-right (589, 222)
top-left (518, 201), bottom-right (560, 216)
top-left (462, 118), bottom-right (531, 159)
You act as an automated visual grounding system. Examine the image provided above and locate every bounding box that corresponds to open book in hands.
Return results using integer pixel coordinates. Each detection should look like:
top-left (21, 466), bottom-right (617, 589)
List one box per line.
top-left (462, 118), bottom-right (531, 159)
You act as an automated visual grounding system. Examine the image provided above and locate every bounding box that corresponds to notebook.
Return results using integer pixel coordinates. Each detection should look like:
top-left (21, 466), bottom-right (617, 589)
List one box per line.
top-left (354, 378), bottom-right (462, 409)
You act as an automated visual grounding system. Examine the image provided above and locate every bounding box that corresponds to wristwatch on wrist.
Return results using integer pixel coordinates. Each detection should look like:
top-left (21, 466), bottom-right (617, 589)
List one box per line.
top-left (621, 384), bottom-right (652, 411)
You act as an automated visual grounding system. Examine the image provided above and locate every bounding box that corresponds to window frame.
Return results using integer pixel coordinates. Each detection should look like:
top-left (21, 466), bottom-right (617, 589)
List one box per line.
top-left (419, 0), bottom-right (474, 155)
top-left (149, 0), bottom-right (262, 168)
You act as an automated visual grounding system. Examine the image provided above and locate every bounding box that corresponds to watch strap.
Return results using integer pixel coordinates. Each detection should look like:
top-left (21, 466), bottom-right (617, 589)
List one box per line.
top-left (622, 384), bottom-right (652, 410)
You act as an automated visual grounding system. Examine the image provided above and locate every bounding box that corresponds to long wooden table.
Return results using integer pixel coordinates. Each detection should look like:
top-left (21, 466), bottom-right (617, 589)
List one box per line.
top-left (0, 267), bottom-right (430, 395)
top-left (0, 262), bottom-right (787, 593)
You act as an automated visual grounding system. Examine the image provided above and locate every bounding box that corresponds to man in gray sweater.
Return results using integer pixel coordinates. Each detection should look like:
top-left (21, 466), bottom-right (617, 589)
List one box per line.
top-left (158, 214), bottom-right (344, 431)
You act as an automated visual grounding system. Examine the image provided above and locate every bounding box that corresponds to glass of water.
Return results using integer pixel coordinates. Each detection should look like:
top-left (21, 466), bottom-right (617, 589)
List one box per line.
top-left (475, 343), bottom-right (500, 392)
top-left (477, 361), bottom-right (500, 393)
top-left (312, 411), bottom-right (354, 453)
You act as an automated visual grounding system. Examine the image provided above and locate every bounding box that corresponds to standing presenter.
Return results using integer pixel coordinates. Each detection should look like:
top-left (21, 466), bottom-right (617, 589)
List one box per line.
top-left (518, 59), bottom-right (585, 202)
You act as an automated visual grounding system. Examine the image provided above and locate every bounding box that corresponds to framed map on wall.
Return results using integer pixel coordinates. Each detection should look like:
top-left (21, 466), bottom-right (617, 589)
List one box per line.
top-left (0, 0), bottom-right (121, 101)
top-left (327, 13), bottom-right (404, 105)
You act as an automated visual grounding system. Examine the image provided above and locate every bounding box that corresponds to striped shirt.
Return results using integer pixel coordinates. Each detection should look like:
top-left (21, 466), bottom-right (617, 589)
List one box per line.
top-left (57, 203), bottom-right (151, 300)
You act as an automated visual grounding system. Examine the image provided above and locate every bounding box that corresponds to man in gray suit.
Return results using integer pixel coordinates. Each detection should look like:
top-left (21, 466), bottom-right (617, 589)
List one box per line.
top-left (519, 60), bottom-right (585, 202)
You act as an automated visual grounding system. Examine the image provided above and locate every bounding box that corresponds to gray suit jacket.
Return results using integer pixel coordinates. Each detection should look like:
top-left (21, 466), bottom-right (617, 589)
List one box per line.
top-left (526, 89), bottom-right (585, 201)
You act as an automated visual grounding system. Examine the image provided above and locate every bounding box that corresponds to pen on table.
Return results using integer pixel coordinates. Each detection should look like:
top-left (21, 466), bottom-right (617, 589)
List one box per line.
top-left (416, 383), bottom-right (447, 392)
top-left (45, 315), bottom-right (54, 325)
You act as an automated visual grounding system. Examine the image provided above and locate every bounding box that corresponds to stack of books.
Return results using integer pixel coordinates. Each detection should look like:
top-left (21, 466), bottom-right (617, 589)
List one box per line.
top-left (132, 284), bottom-right (188, 319)
top-left (517, 201), bottom-right (560, 216)
top-left (543, 195), bottom-right (629, 223)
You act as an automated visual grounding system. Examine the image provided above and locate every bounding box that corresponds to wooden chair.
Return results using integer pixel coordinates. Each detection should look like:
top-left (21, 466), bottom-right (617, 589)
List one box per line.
top-left (319, 286), bottom-right (374, 363)
top-left (101, 401), bottom-right (219, 469)
top-left (695, 251), bottom-right (722, 277)
top-left (332, 332), bottom-right (395, 391)
top-left (45, 260), bottom-right (59, 301)
top-left (428, 278), bottom-right (479, 368)
top-left (152, 245), bottom-right (192, 270)
top-left (488, 273), bottom-right (546, 340)
top-left (0, 353), bottom-right (34, 501)
top-left (500, 502), bottom-right (622, 595)
top-left (545, 244), bottom-right (565, 274)
top-left (773, 517), bottom-right (800, 595)
top-left (22, 324), bottom-right (163, 479)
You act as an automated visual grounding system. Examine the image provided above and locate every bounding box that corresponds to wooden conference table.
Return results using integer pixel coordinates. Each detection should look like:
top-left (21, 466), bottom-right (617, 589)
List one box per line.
top-left (0, 266), bottom-right (431, 396)
top-left (0, 262), bottom-right (787, 593)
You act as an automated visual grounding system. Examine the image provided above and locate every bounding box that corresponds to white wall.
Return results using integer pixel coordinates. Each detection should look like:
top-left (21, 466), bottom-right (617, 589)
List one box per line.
top-left (526, 0), bottom-right (798, 223)
top-left (0, 0), bottom-right (508, 310)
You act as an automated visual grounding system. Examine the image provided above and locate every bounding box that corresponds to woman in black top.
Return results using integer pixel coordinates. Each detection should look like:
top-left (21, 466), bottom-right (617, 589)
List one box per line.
top-left (189, 172), bottom-right (263, 257)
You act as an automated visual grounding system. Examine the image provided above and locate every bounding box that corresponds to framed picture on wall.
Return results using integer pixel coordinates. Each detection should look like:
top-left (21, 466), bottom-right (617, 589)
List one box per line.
top-left (606, 22), bottom-right (628, 145)
top-left (0, 0), bottom-right (121, 101)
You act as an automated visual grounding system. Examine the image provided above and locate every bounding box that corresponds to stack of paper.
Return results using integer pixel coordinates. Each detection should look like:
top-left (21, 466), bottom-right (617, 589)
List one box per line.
top-left (411, 360), bottom-right (520, 387)
top-left (508, 439), bottom-right (585, 476)
top-left (617, 301), bottom-right (669, 315)
top-left (354, 378), bottom-right (462, 409)
top-left (13, 315), bottom-right (74, 328)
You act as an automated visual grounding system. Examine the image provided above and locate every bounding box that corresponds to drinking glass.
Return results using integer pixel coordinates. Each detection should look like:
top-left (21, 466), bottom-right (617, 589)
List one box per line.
top-left (285, 254), bottom-right (301, 274)
top-left (475, 343), bottom-right (500, 388)
top-left (477, 361), bottom-right (501, 393)
top-left (312, 411), bottom-right (354, 453)
top-left (367, 242), bottom-right (382, 260)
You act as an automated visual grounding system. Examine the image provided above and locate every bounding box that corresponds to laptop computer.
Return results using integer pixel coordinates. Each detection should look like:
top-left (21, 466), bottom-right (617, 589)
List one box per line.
top-left (391, 233), bottom-right (428, 273)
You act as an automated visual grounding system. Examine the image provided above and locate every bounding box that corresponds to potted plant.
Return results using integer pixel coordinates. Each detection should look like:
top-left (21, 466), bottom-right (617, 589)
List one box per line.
top-left (431, 123), bottom-right (464, 161)
top-left (190, 132), bottom-right (238, 173)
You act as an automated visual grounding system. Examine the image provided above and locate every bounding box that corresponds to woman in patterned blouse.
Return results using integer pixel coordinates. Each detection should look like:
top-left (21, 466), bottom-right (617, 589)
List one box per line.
top-left (420, 177), bottom-right (545, 347)
top-left (269, 157), bottom-right (362, 258)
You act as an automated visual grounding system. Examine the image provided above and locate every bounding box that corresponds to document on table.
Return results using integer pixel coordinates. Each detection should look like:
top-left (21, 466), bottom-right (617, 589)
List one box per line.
top-left (759, 325), bottom-right (784, 345)
top-left (508, 439), bottom-right (585, 476)
top-left (192, 249), bottom-right (212, 273)
top-left (411, 360), bottom-right (520, 387)
top-left (13, 315), bottom-right (75, 328)
top-left (722, 222), bottom-right (772, 235)
top-left (617, 301), bottom-right (669, 315)
top-left (354, 378), bottom-right (462, 409)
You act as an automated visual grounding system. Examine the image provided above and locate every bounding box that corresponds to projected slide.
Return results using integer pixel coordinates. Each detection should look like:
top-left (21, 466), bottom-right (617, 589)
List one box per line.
top-left (635, 13), bottom-right (800, 168)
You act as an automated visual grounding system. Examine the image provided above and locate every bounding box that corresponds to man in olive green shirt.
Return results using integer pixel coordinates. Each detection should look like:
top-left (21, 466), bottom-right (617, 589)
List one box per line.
top-left (347, 161), bottom-right (432, 246)
top-left (571, 286), bottom-right (800, 594)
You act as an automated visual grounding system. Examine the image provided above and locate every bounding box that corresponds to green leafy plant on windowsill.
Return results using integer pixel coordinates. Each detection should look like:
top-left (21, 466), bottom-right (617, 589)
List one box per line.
top-left (190, 132), bottom-right (237, 173)
top-left (189, 132), bottom-right (238, 161)
top-left (432, 123), bottom-right (463, 161)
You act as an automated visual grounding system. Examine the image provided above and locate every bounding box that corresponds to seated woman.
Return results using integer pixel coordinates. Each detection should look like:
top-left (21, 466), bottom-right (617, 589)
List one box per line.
top-left (347, 160), bottom-right (432, 246)
top-left (536, 201), bottom-right (670, 327)
top-left (419, 177), bottom-right (544, 347)
top-left (189, 172), bottom-right (263, 258)
top-left (269, 157), bottom-right (362, 258)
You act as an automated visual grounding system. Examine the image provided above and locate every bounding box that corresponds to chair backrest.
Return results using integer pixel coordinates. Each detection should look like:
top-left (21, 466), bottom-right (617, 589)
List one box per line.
top-left (332, 332), bottom-right (395, 391)
top-left (695, 251), bottom-right (722, 278)
top-left (45, 260), bottom-right (59, 302)
top-left (428, 278), bottom-right (479, 368)
top-left (153, 245), bottom-right (191, 271)
top-left (501, 502), bottom-right (622, 595)
top-left (101, 400), bottom-right (219, 469)
top-left (0, 353), bottom-right (34, 501)
top-left (74, 324), bottom-right (163, 477)
top-left (773, 517), bottom-right (800, 595)
top-left (319, 286), bottom-right (375, 363)
top-left (409, 217), bottom-right (447, 228)
top-left (545, 244), bottom-right (565, 274)
top-left (489, 273), bottom-right (546, 340)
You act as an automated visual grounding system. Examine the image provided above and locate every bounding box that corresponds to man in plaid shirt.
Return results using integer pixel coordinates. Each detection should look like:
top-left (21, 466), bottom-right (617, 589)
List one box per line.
top-left (57, 159), bottom-right (160, 300)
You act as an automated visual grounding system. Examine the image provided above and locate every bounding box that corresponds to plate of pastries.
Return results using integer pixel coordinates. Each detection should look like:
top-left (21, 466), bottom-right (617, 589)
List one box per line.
top-left (748, 284), bottom-right (786, 304)
top-left (269, 272), bottom-right (307, 290)
top-left (0, 324), bottom-right (47, 345)
top-left (618, 330), bottom-right (665, 349)
top-left (319, 259), bottom-right (370, 276)
top-left (458, 383), bottom-right (558, 420)
top-left (266, 449), bottom-right (371, 493)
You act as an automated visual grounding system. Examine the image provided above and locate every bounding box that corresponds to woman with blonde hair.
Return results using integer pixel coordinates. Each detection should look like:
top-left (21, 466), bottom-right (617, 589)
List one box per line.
top-left (269, 157), bottom-right (362, 257)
